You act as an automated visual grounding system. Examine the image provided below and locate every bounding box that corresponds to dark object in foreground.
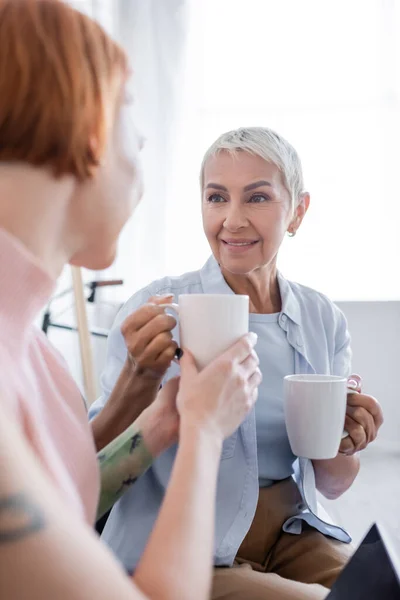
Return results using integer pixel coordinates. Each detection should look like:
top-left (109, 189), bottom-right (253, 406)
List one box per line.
top-left (327, 523), bottom-right (400, 599)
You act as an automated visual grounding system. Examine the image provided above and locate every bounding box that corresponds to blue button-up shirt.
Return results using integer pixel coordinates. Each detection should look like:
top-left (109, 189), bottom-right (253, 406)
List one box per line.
top-left (89, 257), bottom-right (352, 572)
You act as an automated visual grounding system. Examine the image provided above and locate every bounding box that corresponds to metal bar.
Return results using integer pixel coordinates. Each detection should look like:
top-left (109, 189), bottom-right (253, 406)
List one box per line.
top-left (45, 322), bottom-right (109, 339)
top-left (71, 267), bottom-right (97, 405)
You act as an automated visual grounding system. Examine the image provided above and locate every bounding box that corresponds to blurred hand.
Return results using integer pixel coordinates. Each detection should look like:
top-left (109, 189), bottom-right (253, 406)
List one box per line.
top-left (177, 333), bottom-right (261, 441)
top-left (339, 374), bottom-right (384, 455)
top-left (121, 295), bottom-right (178, 380)
top-left (139, 377), bottom-right (180, 457)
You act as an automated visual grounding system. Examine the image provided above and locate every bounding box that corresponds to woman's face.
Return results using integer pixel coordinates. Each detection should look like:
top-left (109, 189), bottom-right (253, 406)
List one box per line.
top-left (70, 81), bottom-right (144, 270)
top-left (202, 151), bottom-right (307, 276)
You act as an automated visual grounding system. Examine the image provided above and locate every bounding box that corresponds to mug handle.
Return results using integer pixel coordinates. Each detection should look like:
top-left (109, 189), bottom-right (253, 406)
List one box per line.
top-left (157, 303), bottom-right (180, 364)
top-left (157, 302), bottom-right (179, 315)
top-left (157, 302), bottom-right (179, 317)
top-left (342, 385), bottom-right (360, 439)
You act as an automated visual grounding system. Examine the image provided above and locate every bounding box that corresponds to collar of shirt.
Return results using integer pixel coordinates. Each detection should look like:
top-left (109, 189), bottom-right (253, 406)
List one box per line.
top-left (199, 255), bottom-right (301, 325)
top-left (199, 256), bottom-right (312, 367)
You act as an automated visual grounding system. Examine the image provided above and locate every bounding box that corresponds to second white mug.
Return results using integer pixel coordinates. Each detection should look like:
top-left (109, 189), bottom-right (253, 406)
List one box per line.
top-left (283, 374), bottom-right (348, 459)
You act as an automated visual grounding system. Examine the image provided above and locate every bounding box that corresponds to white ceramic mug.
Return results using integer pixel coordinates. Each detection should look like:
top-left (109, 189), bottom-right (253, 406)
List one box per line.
top-left (160, 294), bottom-right (249, 370)
top-left (283, 374), bottom-right (351, 459)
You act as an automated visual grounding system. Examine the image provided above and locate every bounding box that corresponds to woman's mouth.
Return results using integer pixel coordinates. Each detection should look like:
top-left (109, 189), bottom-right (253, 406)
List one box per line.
top-left (220, 239), bottom-right (259, 253)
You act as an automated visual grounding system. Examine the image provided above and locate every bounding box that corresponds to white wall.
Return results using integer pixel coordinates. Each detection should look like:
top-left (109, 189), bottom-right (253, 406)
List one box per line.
top-left (337, 301), bottom-right (400, 452)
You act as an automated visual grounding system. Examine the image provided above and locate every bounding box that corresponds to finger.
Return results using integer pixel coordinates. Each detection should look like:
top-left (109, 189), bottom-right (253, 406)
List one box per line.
top-left (248, 386), bottom-right (259, 409)
top-left (247, 368), bottom-right (262, 394)
top-left (129, 313), bottom-right (177, 357)
top-left (240, 351), bottom-right (260, 377)
top-left (339, 435), bottom-right (356, 455)
top-left (139, 331), bottom-right (175, 363)
top-left (345, 415), bottom-right (367, 450)
top-left (344, 415), bottom-right (367, 452)
top-left (346, 393), bottom-right (383, 427)
top-left (149, 294), bottom-right (175, 306)
top-left (153, 342), bottom-right (179, 370)
top-left (220, 333), bottom-right (258, 366)
top-left (179, 348), bottom-right (198, 379)
top-left (121, 304), bottom-right (168, 337)
top-left (158, 376), bottom-right (180, 402)
top-left (346, 406), bottom-right (376, 444)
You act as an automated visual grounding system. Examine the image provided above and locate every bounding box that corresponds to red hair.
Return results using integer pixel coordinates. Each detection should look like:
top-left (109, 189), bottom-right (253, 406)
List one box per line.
top-left (0, 0), bottom-right (128, 180)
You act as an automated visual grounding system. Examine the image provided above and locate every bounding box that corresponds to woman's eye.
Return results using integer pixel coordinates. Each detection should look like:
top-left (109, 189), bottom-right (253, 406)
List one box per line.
top-left (248, 194), bottom-right (269, 203)
top-left (207, 194), bottom-right (226, 203)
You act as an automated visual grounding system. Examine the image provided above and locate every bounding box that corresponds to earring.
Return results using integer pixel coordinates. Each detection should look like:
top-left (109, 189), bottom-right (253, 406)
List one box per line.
top-left (287, 230), bottom-right (296, 238)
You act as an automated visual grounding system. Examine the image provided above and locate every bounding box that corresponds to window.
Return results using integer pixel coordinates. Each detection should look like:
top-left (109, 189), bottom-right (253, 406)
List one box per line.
top-left (66, 0), bottom-right (400, 301)
top-left (166, 0), bottom-right (400, 301)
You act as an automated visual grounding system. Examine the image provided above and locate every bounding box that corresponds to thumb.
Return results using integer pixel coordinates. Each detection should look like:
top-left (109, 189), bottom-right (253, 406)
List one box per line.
top-left (159, 376), bottom-right (180, 402)
top-left (179, 348), bottom-right (198, 379)
top-left (149, 294), bottom-right (174, 306)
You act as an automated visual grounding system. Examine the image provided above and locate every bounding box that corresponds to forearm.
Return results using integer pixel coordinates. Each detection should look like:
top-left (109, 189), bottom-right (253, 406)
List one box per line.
top-left (96, 405), bottom-right (176, 520)
top-left (134, 422), bottom-right (222, 600)
top-left (312, 453), bottom-right (360, 499)
top-left (91, 360), bottom-right (161, 451)
top-left (97, 424), bottom-right (153, 520)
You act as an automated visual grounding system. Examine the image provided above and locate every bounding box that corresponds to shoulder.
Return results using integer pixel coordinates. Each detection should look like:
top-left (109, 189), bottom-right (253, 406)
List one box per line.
top-left (143, 266), bottom-right (203, 298)
top-left (291, 280), bottom-right (339, 309)
top-left (117, 267), bottom-right (203, 322)
top-left (285, 278), bottom-right (346, 328)
top-left (283, 279), bottom-right (350, 362)
top-left (32, 326), bottom-right (70, 368)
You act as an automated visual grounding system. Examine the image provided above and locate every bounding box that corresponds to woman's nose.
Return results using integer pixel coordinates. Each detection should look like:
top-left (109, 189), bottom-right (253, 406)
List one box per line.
top-left (223, 204), bottom-right (249, 231)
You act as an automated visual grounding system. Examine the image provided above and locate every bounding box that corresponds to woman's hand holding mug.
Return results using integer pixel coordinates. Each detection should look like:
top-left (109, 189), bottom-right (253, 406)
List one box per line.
top-left (177, 333), bottom-right (262, 442)
top-left (339, 375), bottom-right (383, 456)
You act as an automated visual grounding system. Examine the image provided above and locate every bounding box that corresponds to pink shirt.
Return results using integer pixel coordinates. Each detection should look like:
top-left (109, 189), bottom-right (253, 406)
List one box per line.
top-left (0, 228), bottom-right (99, 524)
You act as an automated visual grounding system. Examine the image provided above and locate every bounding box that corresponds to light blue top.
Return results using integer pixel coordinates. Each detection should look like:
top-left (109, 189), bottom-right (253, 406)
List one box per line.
top-left (251, 312), bottom-right (295, 487)
top-left (89, 256), bottom-right (352, 572)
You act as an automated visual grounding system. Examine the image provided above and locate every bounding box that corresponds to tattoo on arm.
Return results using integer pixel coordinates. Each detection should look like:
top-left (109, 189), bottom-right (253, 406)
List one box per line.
top-left (129, 432), bottom-right (141, 453)
top-left (0, 492), bottom-right (46, 544)
top-left (96, 428), bottom-right (153, 520)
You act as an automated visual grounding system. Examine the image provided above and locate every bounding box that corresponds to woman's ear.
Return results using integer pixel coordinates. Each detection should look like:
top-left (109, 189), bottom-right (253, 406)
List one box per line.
top-left (288, 192), bottom-right (310, 235)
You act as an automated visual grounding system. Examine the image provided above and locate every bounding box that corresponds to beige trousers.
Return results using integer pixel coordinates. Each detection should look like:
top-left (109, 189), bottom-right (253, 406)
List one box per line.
top-left (212, 478), bottom-right (353, 600)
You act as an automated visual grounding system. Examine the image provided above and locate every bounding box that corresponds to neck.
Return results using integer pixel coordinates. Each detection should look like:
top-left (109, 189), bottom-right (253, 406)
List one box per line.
top-left (0, 164), bottom-right (76, 279)
top-left (221, 261), bottom-right (281, 314)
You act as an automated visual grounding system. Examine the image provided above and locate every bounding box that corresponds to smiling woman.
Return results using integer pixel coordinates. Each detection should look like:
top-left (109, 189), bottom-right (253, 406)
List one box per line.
top-left (90, 125), bottom-right (383, 600)
top-left (201, 128), bottom-right (309, 313)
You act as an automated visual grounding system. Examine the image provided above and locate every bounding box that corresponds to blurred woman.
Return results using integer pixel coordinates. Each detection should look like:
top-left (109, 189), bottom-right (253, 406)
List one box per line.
top-left (0, 2), bottom-right (261, 598)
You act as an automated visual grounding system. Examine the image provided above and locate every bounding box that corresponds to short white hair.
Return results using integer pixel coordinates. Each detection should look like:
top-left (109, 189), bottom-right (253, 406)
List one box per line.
top-left (200, 126), bottom-right (305, 207)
